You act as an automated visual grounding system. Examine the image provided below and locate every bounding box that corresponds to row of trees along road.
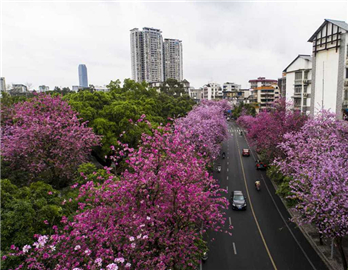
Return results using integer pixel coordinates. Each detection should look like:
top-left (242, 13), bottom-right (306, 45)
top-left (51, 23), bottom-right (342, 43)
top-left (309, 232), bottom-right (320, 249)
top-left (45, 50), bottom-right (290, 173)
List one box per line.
top-left (237, 100), bottom-right (348, 270)
top-left (1, 80), bottom-right (233, 269)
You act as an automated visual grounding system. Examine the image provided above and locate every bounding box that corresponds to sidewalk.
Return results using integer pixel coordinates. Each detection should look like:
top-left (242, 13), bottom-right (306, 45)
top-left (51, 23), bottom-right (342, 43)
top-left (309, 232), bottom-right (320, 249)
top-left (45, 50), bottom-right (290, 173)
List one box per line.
top-left (270, 179), bottom-right (348, 270)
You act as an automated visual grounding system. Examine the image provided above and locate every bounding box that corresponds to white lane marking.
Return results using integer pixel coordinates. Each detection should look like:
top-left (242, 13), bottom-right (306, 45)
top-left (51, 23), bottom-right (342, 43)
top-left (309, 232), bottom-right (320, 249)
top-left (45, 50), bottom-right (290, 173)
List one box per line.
top-left (227, 162), bottom-right (229, 165)
top-left (260, 175), bottom-right (317, 270)
top-left (227, 156), bottom-right (229, 159)
top-left (229, 217), bottom-right (232, 226)
top-left (233, 242), bottom-right (237, 255)
top-left (226, 186), bottom-right (229, 192)
top-left (227, 176), bottom-right (229, 180)
top-left (227, 168), bottom-right (229, 172)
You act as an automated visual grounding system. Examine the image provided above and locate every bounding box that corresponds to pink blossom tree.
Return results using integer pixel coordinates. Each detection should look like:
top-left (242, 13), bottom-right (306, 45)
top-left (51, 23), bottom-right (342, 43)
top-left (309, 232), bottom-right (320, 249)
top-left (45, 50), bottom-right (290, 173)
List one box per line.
top-left (1, 94), bottom-right (100, 188)
top-left (237, 99), bottom-right (307, 162)
top-left (7, 124), bottom-right (230, 269)
top-left (175, 100), bottom-right (230, 160)
top-left (276, 110), bottom-right (348, 269)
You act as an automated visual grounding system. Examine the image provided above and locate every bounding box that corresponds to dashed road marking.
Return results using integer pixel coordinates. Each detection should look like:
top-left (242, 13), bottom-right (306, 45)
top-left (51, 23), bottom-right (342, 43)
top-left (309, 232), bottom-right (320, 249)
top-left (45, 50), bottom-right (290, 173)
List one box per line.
top-left (233, 242), bottom-right (237, 255)
top-left (229, 217), bottom-right (232, 226)
top-left (226, 186), bottom-right (229, 192)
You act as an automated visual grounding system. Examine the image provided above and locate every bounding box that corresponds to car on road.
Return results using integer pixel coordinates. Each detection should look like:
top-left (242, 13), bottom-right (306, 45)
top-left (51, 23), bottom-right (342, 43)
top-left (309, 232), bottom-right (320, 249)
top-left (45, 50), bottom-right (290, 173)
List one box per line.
top-left (230, 190), bottom-right (247, 210)
top-left (242, 149), bottom-right (250, 156)
top-left (256, 160), bottom-right (267, 170)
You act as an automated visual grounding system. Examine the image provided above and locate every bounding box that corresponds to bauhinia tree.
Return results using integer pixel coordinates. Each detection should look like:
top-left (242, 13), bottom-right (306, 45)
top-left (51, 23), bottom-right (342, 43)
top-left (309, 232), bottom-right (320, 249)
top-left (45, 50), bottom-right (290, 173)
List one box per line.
top-left (237, 99), bottom-right (307, 162)
top-left (7, 123), bottom-right (230, 269)
top-left (1, 94), bottom-right (100, 188)
top-left (175, 99), bottom-right (230, 160)
top-left (276, 110), bottom-right (348, 270)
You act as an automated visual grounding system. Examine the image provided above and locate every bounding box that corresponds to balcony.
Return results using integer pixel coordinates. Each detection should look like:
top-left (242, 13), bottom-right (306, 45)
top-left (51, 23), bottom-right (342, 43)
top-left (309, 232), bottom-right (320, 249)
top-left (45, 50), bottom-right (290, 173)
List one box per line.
top-left (343, 100), bottom-right (348, 109)
top-left (344, 80), bottom-right (348, 87)
top-left (303, 79), bottom-right (311, 84)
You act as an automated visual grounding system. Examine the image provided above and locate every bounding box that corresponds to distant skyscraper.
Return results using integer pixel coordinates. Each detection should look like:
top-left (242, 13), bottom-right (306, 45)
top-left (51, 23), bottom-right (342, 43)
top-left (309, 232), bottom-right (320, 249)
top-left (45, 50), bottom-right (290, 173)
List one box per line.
top-left (78, 64), bottom-right (88, 88)
top-left (163, 39), bottom-right (183, 81)
top-left (130, 27), bottom-right (165, 83)
top-left (0, 77), bottom-right (6, 91)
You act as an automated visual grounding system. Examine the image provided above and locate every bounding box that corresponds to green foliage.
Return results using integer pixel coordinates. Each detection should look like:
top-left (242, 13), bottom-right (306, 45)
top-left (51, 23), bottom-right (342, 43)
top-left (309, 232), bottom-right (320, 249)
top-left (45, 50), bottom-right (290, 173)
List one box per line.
top-left (232, 102), bottom-right (256, 118)
top-left (1, 180), bottom-right (59, 251)
top-left (75, 162), bottom-right (112, 185)
top-left (63, 79), bottom-right (195, 164)
top-left (266, 165), bottom-right (297, 207)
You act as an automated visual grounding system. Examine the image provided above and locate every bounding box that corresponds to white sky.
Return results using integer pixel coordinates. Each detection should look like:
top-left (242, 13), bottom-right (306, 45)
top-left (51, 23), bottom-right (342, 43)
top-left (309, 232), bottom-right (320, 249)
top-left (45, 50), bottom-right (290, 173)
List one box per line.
top-left (1, 0), bottom-right (347, 89)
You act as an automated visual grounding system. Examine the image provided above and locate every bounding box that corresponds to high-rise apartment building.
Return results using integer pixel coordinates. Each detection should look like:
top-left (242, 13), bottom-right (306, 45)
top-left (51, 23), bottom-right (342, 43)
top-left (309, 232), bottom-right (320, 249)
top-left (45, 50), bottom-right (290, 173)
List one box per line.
top-left (131, 27), bottom-right (164, 83)
top-left (163, 39), bottom-right (183, 81)
top-left (0, 77), bottom-right (6, 92)
top-left (130, 27), bottom-right (183, 83)
top-left (222, 82), bottom-right (241, 100)
top-left (78, 64), bottom-right (88, 88)
top-left (308, 19), bottom-right (348, 120)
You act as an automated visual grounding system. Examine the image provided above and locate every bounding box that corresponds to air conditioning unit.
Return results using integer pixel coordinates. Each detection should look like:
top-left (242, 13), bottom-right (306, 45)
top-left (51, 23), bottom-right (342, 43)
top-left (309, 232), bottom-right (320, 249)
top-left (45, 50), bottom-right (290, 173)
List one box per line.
top-left (303, 93), bottom-right (310, 98)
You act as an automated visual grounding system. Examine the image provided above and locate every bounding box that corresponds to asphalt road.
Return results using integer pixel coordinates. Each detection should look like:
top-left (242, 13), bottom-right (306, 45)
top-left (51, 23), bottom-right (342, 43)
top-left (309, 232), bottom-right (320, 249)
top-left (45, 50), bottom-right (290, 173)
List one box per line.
top-left (202, 121), bottom-right (328, 270)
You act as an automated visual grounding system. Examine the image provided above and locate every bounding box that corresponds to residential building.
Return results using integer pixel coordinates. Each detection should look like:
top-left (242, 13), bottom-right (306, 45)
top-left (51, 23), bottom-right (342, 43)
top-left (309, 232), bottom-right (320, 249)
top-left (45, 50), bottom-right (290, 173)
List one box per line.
top-left (222, 82), bottom-right (241, 101)
top-left (130, 27), bottom-right (164, 83)
top-left (249, 77), bottom-right (279, 112)
top-left (72, 85), bottom-right (81, 92)
top-left (11, 84), bottom-right (28, 93)
top-left (182, 79), bottom-right (190, 93)
top-left (283, 55), bottom-right (312, 114)
top-left (163, 39), bottom-right (183, 81)
top-left (94, 85), bottom-right (109, 92)
top-left (78, 64), bottom-right (88, 88)
top-left (278, 74), bottom-right (287, 98)
top-left (189, 88), bottom-right (203, 103)
top-left (39, 85), bottom-right (49, 92)
top-left (0, 77), bottom-right (6, 91)
top-left (308, 19), bottom-right (348, 120)
top-left (203, 83), bottom-right (223, 100)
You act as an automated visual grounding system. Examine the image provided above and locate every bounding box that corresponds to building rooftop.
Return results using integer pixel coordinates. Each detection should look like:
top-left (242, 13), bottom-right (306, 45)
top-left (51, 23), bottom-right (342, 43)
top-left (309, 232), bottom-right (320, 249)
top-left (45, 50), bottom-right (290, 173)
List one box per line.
top-left (308, 19), bottom-right (348, 42)
top-left (249, 77), bottom-right (277, 83)
top-left (283, 54), bottom-right (312, 72)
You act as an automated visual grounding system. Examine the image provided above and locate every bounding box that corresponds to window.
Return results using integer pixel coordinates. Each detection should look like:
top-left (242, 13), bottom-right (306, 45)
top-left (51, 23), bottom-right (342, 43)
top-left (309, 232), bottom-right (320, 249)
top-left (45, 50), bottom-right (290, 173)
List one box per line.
top-left (295, 86), bottom-right (302, 94)
top-left (346, 68), bottom-right (348, 79)
top-left (295, 72), bottom-right (302, 80)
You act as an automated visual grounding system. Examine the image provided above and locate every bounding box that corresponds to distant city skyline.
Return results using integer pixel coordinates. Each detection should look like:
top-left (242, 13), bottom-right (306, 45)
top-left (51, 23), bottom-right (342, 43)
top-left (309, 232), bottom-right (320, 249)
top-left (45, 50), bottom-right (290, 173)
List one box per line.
top-left (1, 2), bottom-right (346, 89)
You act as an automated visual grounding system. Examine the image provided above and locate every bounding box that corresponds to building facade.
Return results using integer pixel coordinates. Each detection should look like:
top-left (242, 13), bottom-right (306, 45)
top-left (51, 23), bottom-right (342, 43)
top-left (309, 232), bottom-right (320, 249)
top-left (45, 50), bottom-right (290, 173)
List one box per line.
top-left (12, 84), bottom-right (28, 93)
top-left (249, 77), bottom-right (279, 112)
top-left (189, 88), bottom-right (203, 103)
top-left (283, 55), bottom-right (312, 114)
top-left (0, 77), bottom-right (6, 92)
top-left (308, 19), bottom-right (348, 120)
top-left (130, 27), bottom-right (164, 83)
top-left (78, 64), bottom-right (88, 88)
top-left (39, 85), bottom-right (49, 92)
top-left (222, 82), bottom-right (241, 101)
top-left (203, 83), bottom-right (223, 100)
top-left (163, 39), bottom-right (183, 81)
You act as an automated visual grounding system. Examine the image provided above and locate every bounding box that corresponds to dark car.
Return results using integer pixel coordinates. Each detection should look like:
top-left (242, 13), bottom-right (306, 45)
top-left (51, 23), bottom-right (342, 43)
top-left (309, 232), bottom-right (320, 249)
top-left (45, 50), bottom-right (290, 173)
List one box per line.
top-left (230, 190), bottom-right (247, 210)
top-left (242, 149), bottom-right (250, 157)
top-left (256, 160), bottom-right (267, 170)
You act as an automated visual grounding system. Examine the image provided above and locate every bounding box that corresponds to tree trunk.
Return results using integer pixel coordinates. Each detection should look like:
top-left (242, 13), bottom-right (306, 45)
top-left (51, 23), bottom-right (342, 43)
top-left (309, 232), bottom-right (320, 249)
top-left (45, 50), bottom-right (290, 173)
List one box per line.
top-left (319, 232), bottom-right (323, 245)
top-left (335, 237), bottom-right (347, 270)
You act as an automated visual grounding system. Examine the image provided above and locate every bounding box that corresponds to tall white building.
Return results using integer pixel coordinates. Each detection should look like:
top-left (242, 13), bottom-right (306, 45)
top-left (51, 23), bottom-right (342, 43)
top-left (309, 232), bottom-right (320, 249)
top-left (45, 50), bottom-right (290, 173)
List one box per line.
top-left (163, 38), bottom-right (183, 81)
top-left (130, 27), bottom-right (164, 83)
top-left (283, 55), bottom-right (312, 114)
top-left (308, 19), bottom-right (348, 120)
top-left (203, 83), bottom-right (223, 100)
top-left (0, 77), bottom-right (6, 92)
top-left (222, 82), bottom-right (241, 100)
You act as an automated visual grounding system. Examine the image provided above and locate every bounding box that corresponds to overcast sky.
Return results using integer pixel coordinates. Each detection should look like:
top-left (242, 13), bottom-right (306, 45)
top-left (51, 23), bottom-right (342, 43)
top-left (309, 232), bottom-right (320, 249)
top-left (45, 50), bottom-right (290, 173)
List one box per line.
top-left (1, 0), bottom-right (347, 90)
